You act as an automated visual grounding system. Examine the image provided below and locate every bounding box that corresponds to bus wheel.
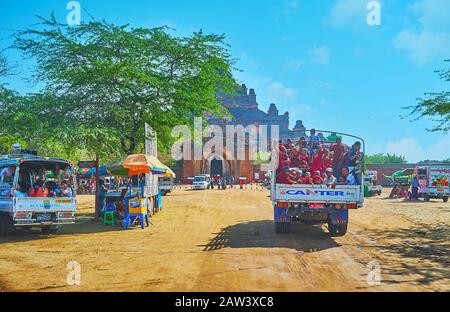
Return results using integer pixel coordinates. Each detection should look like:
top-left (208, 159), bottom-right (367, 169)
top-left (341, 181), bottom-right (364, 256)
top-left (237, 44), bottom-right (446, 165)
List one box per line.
top-left (423, 195), bottom-right (430, 202)
top-left (327, 222), bottom-right (338, 235)
top-left (443, 197), bottom-right (449, 203)
top-left (41, 226), bottom-right (59, 235)
top-left (337, 223), bottom-right (348, 236)
top-left (0, 216), bottom-right (14, 236)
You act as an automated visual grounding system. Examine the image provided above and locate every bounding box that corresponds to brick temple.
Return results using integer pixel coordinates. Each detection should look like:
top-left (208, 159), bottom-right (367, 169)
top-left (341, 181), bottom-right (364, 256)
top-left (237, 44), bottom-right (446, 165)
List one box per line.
top-left (175, 84), bottom-right (309, 182)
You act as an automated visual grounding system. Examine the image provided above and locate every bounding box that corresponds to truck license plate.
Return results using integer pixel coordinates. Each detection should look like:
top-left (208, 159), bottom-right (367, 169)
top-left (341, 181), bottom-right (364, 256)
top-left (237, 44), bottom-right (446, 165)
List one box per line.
top-left (309, 203), bottom-right (324, 209)
top-left (36, 213), bottom-right (52, 222)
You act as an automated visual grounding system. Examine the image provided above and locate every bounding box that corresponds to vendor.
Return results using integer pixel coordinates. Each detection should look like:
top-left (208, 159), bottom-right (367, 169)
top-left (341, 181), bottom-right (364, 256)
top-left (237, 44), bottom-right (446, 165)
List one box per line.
top-left (98, 179), bottom-right (108, 215)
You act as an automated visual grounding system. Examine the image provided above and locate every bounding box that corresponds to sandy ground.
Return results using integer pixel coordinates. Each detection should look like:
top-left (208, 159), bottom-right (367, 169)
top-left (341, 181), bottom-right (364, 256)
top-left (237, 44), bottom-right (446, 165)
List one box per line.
top-left (0, 187), bottom-right (448, 292)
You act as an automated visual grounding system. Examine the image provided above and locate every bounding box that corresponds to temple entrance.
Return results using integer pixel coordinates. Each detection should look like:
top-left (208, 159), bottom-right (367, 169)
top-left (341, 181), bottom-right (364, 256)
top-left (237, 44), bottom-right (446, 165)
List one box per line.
top-left (210, 158), bottom-right (223, 176)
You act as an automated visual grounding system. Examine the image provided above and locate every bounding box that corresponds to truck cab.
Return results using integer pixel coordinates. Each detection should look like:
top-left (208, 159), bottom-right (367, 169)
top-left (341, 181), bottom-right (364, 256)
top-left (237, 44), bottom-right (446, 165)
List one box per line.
top-left (270, 131), bottom-right (365, 236)
top-left (0, 153), bottom-right (77, 235)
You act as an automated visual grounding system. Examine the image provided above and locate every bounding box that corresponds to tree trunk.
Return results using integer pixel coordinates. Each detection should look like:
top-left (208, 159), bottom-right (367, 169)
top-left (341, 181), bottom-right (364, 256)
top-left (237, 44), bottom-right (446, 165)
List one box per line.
top-left (94, 153), bottom-right (100, 219)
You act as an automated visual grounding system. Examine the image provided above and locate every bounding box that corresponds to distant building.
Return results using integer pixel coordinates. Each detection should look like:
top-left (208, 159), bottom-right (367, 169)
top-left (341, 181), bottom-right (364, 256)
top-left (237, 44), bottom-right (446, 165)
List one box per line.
top-left (175, 84), bottom-right (310, 182)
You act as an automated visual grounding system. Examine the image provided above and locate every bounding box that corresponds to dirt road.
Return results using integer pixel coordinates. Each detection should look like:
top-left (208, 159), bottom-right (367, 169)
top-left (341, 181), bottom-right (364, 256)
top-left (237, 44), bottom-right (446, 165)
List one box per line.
top-left (0, 187), bottom-right (448, 292)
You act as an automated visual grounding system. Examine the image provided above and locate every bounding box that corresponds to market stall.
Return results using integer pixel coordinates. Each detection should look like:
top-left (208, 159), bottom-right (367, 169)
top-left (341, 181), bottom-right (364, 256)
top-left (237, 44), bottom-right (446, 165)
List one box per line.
top-left (107, 154), bottom-right (174, 229)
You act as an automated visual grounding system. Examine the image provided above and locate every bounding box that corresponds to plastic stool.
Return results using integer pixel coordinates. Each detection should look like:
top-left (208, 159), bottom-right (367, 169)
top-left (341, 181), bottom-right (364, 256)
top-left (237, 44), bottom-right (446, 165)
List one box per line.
top-left (103, 203), bottom-right (116, 226)
top-left (104, 211), bottom-right (115, 225)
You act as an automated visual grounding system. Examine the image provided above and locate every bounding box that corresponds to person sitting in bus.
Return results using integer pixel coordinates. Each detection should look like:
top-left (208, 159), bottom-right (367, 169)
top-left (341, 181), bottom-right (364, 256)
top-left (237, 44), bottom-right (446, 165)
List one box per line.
top-left (330, 136), bottom-right (346, 172)
top-left (297, 136), bottom-right (308, 150)
top-left (323, 149), bottom-right (332, 171)
top-left (285, 139), bottom-right (294, 154)
top-left (298, 148), bottom-right (310, 166)
top-left (312, 170), bottom-right (324, 185)
top-left (289, 148), bottom-right (300, 167)
top-left (302, 171), bottom-right (313, 185)
top-left (347, 141), bottom-right (364, 184)
top-left (308, 129), bottom-right (321, 154)
top-left (310, 145), bottom-right (325, 174)
top-left (337, 167), bottom-right (356, 185)
top-left (29, 180), bottom-right (48, 197)
top-left (323, 168), bottom-right (337, 187)
top-left (276, 166), bottom-right (296, 185)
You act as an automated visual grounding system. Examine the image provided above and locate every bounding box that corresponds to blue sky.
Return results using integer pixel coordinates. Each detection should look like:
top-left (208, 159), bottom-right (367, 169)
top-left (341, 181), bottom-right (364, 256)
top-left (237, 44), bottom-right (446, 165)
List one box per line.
top-left (1, 0), bottom-right (449, 162)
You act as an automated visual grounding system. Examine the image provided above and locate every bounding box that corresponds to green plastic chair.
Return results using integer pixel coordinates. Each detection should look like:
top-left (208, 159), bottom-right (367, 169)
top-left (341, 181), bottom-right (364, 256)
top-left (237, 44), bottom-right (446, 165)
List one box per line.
top-left (103, 205), bottom-right (116, 226)
top-left (104, 211), bottom-right (115, 225)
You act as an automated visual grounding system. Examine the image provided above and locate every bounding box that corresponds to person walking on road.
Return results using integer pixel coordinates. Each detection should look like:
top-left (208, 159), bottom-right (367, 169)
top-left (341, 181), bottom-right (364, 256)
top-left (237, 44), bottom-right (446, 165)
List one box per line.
top-left (411, 175), bottom-right (419, 201)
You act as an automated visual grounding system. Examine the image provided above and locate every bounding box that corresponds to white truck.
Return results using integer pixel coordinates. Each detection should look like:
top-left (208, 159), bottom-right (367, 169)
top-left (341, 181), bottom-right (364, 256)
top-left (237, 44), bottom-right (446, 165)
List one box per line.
top-left (0, 153), bottom-right (77, 235)
top-left (158, 177), bottom-right (174, 196)
top-left (416, 164), bottom-right (450, 202)
top-left (365, 170), bottom-right (382, 196)
top-left (270, 131), bottom-right (365, 236)
top-left (192, 175), bottom-right (211, 190)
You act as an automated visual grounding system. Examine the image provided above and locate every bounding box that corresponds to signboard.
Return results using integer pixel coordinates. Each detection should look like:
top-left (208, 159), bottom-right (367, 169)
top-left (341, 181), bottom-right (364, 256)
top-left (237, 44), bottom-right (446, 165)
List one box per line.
top-left (145, 123), bottom-right (159, 197)
top-left (429, 166), bottom-right (450, 188)
top-left (276, 185), bottom-right (361, 203)
top-left (15, 197), bottom-right (77, 212)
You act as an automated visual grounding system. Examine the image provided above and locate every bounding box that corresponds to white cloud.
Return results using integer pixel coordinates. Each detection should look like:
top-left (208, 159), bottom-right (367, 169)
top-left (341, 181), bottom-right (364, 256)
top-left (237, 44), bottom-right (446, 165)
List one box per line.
top-left (286, 58), bottom-right (306, 71)
top-left (394, 30), bottom-right (450, 66)
top-left (327, 0), bottom-right (368, 27)
top-left (385, 136), bottom-right (450, 162)
top-left (394, 0), bottom-right (450, 66)
top-left (267, 82), bottom-right (298, 101)
top-left (308, 46), bottom-right (330, 65)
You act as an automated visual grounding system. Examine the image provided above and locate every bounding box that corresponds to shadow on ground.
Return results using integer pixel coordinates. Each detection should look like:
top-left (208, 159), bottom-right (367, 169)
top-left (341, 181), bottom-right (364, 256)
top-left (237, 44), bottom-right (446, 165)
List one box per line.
top-left (354, 224), bottom-right (450, 287)
top-left (0, 212), bottom-right (124, 244)
top-left (200, 220), bottom-right (340, 253)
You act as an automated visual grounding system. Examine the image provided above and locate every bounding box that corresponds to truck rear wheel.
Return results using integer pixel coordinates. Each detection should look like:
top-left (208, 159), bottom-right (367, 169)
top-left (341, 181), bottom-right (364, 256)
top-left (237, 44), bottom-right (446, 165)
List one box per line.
top-left (423, 195), bottom-right (430, 202)
top-left (0, 215), bottom-right (14, 236)
top-left (275, 222), bottom-right (291, 234)
top-left (443, 197), bottom-right (449, 203)
top-left (337, 223), bottom-right (348, 236)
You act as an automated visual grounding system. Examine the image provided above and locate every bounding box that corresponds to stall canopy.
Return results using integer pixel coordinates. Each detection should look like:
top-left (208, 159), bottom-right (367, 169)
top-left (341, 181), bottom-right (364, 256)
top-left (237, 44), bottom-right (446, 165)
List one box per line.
top-left (107, 154), bottom-right (175, 177)
top-left (82, 165), bottom-right (109, 178)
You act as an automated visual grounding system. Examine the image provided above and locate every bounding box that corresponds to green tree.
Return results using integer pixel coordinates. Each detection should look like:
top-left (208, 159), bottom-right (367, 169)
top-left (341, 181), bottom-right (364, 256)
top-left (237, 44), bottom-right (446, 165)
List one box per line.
top-left (12, 16), bottom-right (237, 161)
top-left (365, 153), bottom-right (407, 165)
top-left (404, 60), bottom-right (450, 133)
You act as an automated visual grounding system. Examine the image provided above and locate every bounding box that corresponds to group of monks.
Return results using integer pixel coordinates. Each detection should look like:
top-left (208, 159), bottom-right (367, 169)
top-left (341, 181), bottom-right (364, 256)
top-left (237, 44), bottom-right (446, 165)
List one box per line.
top-left (275, 135), bottom-right (349, 185)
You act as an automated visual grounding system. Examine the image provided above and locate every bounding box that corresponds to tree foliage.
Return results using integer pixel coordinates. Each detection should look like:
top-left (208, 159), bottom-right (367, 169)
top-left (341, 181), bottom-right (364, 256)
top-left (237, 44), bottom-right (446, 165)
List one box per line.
top-left (404, 60), bottom-right (450, 133)
top-left (365, 153), bottom-right (407, 165)
top-left (10, 16), bottom-right (237, 162)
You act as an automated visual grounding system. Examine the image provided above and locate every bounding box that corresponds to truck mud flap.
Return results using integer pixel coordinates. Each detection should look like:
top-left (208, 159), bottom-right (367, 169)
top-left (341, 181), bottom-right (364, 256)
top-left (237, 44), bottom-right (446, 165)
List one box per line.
top-left (274, 207), bottom-right (289, 222)
top-left (330, 209), bottom-right (348, 225)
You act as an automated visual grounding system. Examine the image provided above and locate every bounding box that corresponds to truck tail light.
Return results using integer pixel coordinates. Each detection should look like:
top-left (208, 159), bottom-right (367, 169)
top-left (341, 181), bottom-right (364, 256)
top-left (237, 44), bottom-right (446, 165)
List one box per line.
top-left (347, 203), bottom-right (358, 209)
top-left (58, 212), bottom-right (73, 219)
top-left (15, 212), bottom-right (32, 219)
top-left (277, 201), bottom-right (289, 208)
